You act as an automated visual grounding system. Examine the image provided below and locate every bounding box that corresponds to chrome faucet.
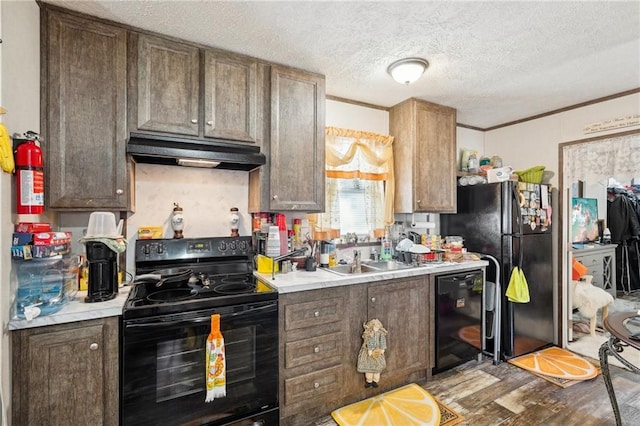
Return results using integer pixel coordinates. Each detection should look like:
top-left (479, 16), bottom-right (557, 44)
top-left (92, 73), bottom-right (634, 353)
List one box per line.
top-left (351, 250), bottom-right (362, 274)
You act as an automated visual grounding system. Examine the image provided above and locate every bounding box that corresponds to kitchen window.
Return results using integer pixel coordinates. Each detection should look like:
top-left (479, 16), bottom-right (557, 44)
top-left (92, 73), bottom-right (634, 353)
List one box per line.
top-left (311, 127), bottom-right (395, 240)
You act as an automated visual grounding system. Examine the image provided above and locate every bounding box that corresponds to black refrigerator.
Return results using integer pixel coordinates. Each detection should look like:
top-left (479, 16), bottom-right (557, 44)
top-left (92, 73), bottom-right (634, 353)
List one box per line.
top-left (440, 180), bottom-right (554, 359)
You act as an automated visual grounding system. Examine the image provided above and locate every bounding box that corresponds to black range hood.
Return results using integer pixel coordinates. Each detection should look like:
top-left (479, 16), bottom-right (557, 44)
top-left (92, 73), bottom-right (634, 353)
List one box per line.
top-left (127, 132), bottom-right (266, 171)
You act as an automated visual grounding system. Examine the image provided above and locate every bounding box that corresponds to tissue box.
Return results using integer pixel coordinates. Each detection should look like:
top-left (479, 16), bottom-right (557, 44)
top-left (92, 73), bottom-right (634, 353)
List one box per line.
top-left (486, 166), bottom-right (513, 183)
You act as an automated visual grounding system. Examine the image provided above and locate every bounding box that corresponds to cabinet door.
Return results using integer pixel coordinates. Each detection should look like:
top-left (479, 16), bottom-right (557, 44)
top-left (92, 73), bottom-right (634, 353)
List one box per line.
top-left (135, 34), bottom-right (200, 135)
top-left (269, 65), bottom-right (325, 211)
top-left (414, 101), bottom-right (457, 213)
top-left (12, 317), bottom-right (119, 426)
top-left (367, 277), bottom-right (428, 385)
top-left (44, 10), bottom-right (130, 210)
top-left (203, 50), bottom-right (262, 143)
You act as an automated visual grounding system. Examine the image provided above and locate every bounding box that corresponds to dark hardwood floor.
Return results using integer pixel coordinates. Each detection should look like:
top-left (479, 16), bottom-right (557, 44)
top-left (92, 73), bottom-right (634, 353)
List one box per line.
top-left (314, 355), bottom-right (640, 425)
top-left (315, 291), bottom-right (640, 425)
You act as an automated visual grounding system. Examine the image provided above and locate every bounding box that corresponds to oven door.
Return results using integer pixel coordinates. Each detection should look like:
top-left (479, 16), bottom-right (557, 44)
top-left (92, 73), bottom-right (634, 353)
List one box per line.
top-left (121, 300), bottom-right (278, 426)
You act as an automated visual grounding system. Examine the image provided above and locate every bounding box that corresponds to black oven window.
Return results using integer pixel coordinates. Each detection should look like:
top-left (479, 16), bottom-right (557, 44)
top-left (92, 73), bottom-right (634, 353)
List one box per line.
top-left (155, 326), bottom-right (257, 403)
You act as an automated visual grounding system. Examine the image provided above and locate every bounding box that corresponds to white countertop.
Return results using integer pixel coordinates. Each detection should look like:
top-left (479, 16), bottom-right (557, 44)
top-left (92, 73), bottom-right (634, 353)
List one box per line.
top-left (255, 260), bottom-right (488, 293)
top-left (7, 285), bottom-right (130, 331)
top-left (8, 261), bottom-right (487, 330)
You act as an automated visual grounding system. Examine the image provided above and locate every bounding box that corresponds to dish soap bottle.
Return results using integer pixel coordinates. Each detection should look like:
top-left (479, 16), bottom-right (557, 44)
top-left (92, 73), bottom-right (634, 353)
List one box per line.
top-left (381, 228), bottom-right (393, 261)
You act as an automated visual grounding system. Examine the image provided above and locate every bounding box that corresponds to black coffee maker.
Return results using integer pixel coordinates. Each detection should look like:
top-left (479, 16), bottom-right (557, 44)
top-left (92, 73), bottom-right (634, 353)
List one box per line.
top-left (85, 241), bottom-right (118, 303)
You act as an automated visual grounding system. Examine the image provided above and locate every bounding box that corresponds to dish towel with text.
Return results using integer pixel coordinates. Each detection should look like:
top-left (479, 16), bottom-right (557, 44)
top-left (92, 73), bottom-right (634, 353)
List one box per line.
top-left (205, 314), bottom-right (226, 401)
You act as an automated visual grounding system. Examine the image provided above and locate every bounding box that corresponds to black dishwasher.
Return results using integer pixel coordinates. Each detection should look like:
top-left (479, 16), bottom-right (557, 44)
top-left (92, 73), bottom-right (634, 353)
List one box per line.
top-left (434, 269), bottom-right (484, 374)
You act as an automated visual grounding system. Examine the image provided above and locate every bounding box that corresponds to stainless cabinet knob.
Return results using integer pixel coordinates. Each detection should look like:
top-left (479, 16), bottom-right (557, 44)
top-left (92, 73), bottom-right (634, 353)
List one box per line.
top-left (314, 311), bottom-right (319, 317)
top-left (371, 297), bottom-right (376, 303)
top-left (191, 119), bottom-right (198, 124)
top-left (314, 346), bottom-right (320, 353)
top-left (89, 343), bottom-right (98, 351)
top-left (207, 121), bottom-right (213, 126)
top-left (313, 382), bottom-right (319, 389)
top-left (417, 199), bottom-right (422, 205)
top-left (116, 189), bottom-right (123, 195)
top-left (272, 195), bottom-right (278, 200)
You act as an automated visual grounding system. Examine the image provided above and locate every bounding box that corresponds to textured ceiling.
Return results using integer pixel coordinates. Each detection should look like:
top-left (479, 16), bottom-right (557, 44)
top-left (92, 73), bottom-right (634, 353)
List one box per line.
top-left (47, 0), bottom-right (640, 129)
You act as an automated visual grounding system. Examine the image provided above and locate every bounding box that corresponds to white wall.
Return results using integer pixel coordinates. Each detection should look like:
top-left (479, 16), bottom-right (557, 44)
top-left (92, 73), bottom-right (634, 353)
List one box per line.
top-left (1, 1), bottom-right (40, 423)
top-left (485, 93), bottom-right (640, 187)
top-left (326, 99), bottom-right (388, 134)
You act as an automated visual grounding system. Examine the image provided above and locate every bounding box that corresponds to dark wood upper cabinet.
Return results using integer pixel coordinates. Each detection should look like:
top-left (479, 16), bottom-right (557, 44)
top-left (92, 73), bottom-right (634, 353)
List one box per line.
top-left (42, 8), bottom-right (132, 210)
top-left (203, 50), bottom-right (263, 144)
top-left (249, 65), bottom-right (326, 212)
top-left (130, 34), bottom-right (264, 145)
top-left (132, 33), bottom-right (200, 136)
top-left (390, 98), bottom-right (457, 213)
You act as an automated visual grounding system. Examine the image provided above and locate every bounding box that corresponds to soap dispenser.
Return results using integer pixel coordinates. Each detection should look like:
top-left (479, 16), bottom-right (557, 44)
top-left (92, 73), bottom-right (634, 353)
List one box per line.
top-left (381, 227), bottom-right (393, 261)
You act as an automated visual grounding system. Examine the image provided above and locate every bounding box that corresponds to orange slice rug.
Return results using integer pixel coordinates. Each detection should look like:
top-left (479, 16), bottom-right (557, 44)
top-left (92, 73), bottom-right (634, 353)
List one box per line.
top-left (331, 383), bottom-right (463, 426)
top-left (508, 346), bottom-right (599, 383)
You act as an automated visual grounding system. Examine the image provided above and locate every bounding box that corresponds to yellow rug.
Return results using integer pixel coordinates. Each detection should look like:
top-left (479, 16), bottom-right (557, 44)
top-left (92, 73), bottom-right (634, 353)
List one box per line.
top-left (331, 383), bottom-right (463, 426)
top-left (508, 346), bottom-right (599, 384)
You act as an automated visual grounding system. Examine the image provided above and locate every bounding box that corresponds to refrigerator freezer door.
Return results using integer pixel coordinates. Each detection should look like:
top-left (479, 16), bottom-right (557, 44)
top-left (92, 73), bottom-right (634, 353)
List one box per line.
top-left (441, 182), bottom-right (504, 257)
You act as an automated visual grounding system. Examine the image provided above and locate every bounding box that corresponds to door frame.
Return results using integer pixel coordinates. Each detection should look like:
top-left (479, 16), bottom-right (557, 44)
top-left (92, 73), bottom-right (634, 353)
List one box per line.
top-left (557, 128), bottom-right (640, 346)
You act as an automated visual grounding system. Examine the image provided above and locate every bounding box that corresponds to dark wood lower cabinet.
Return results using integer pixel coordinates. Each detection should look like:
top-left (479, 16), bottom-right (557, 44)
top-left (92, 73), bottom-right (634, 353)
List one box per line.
top-left (12, 317), bottom-right (119, 426)
top-left (279, 275), bottom-right (432, 425)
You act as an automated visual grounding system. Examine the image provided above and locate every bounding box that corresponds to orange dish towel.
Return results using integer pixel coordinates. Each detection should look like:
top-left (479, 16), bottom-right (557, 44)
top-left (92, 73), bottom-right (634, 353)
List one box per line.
top-left (205, 314), bottom-right (226, 402)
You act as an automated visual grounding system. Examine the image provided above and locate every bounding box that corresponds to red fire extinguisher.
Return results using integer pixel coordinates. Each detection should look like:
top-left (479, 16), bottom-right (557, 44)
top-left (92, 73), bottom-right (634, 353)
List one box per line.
top-left (14, 131), bottom-right (44, 214)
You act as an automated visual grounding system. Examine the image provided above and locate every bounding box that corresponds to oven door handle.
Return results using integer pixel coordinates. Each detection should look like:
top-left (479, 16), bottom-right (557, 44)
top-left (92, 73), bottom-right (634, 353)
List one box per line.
top-left (125, 303), bottom-right (277, 330)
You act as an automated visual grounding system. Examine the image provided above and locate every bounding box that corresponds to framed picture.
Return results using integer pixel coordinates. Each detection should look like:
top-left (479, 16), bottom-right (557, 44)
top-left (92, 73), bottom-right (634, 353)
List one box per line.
top-left (571, 197), bottom-right (599, 243)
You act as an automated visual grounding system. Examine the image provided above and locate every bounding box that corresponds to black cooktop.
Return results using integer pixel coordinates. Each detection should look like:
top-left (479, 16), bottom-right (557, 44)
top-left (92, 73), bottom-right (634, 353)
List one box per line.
top-left (123, 274), bottom-right (277, 319)
top-left (123, 236), bottom-right (277, 320)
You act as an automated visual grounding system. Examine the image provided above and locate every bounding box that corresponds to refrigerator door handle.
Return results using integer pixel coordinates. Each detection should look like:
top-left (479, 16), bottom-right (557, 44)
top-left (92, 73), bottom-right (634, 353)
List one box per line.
top-left (511, 184), bottom-right (524, 236)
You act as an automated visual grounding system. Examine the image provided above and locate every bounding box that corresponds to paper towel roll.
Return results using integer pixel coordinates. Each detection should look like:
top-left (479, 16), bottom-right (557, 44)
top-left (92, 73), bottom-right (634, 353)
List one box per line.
top-left (410, 222), bottom-right (435, 229)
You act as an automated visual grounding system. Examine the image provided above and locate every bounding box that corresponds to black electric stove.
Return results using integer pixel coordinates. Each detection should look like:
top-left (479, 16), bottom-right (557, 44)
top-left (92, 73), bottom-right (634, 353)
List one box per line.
top-left (121, 236), bottom-right (279, 426)
top-left (124, 236), bottom-right (277, 319)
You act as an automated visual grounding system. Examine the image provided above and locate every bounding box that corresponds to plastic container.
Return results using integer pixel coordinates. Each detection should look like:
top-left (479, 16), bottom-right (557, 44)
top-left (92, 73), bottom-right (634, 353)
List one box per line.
top-left (86, 211), bottom-right (119, 238)
top-left (12, 258), bottom-right (69, 320)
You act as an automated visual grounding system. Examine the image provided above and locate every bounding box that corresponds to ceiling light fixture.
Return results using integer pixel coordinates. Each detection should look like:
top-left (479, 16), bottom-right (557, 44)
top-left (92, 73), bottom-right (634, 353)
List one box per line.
top-left (387, 58), bottom-right (429, 85)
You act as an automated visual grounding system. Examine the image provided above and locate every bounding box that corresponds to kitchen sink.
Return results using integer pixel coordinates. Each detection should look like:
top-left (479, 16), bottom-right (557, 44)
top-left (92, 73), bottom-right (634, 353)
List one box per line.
top-left (322, 260), bottom-right (415, 276)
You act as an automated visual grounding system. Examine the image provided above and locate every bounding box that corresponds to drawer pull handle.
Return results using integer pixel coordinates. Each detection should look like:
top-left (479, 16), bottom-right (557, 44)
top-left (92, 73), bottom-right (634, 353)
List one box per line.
top-left (89, 343), bottom-right (98, 351)
top-left (314, 346), bottom-right (320, 353)
top-left (314, 311), bottom-right (320, 317)
top-left (191, 119), bottom-right (198, 124)
top-left (313, 382), bottom-right (319, 389)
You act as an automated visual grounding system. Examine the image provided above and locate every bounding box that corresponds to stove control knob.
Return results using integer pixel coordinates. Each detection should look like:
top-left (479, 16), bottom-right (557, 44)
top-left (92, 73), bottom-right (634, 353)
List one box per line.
top-left (239, 240), bottom-right (248, 251)
top-left (219, 241), bottom-right (227, 252)
top-left (229, 240), bottom-right (237, 251)
top-left (156, 244), bottom-right (164, 254)
top-left (143, 244), bottom-right (151, 255)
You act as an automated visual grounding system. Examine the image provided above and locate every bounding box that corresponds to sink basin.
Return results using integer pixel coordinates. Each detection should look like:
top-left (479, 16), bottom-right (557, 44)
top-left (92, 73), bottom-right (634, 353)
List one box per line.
top-left (363, 260), bottom-right (415, 271)
top-left (323, 264), bottom-right (381, 275)
top-left (323, 261), bottom-right (414, 276)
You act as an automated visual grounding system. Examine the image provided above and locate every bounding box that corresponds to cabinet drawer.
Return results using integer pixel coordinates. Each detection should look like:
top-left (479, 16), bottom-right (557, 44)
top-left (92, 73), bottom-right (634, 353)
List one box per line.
top-left (575, 254), bottom-right (602, 269)
top-left (285, 332), bottom-right (343, 368)
top-left (284, 364), bottom-right (343, 406)
top-left (284, 297), bottom-right (344, 331)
